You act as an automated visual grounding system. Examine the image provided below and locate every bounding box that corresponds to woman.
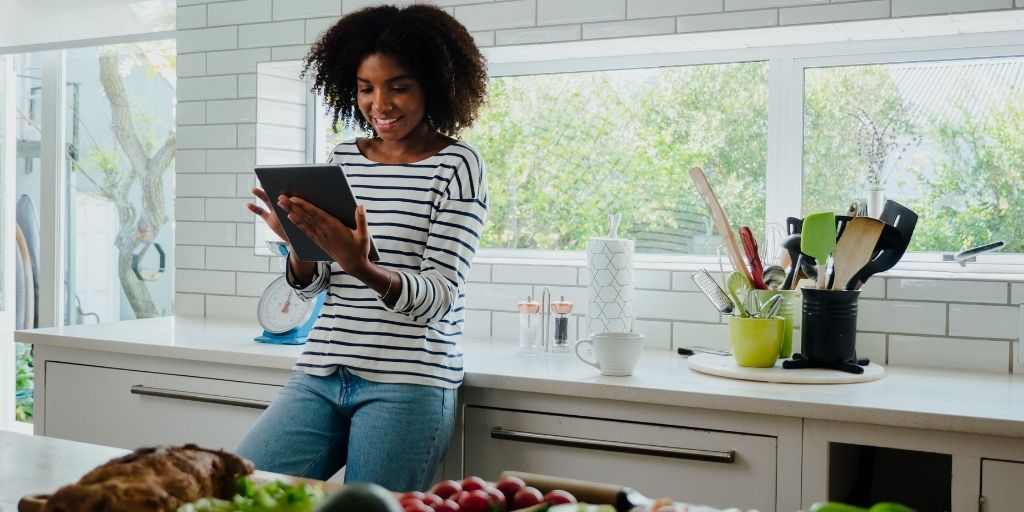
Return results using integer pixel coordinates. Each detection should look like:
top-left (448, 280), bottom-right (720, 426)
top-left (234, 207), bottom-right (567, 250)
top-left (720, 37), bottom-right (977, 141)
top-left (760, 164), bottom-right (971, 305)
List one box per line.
top-left (239, 4), bottom-right (488, 492)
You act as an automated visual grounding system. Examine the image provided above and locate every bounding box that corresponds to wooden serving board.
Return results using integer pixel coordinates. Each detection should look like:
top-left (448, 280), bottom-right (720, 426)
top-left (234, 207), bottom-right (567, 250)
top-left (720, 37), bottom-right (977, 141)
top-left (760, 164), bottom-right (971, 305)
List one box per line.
top-left (687, 353), bottom-right (885, 384)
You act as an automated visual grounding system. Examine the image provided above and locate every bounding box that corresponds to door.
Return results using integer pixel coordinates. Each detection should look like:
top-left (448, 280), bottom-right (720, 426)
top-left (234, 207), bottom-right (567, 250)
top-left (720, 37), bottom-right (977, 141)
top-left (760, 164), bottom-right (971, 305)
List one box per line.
top-left (981, 459), bottom-right (1024, 512)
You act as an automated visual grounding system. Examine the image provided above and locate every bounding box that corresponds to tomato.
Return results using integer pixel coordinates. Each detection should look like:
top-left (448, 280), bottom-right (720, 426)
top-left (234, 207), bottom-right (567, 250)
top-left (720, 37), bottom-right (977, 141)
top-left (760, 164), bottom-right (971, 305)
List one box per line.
top-left (458, 490), bottom-right (492, 512)
top-left (494, 476), bottom-right (525, 505)
top-left (459, 476), bottom-right (488, 493)
top-left (483, 486), bottom-right (506, 510)
top-left (512, 487), bottom-right (544, 509)
top-left (430, 480), bottom-right (462, 500)
top-left (433, 499), bottom-right (461, 512)
top-left (400, 497), bottom-right (426, 508)
top-left (404, 502), bottom-right (434, 512)
top-left (421, 494), bottom-right (444, 508)
top-left (401, 491), bottom-right (427, 501)
top-left (544, 489), bottom-right (577, 505)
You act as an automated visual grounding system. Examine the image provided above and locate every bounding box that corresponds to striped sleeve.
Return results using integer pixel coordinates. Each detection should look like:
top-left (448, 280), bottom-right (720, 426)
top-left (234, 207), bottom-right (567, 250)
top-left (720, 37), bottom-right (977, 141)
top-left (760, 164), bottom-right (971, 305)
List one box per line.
top-left (286, 260), bottom-right (331, 301)
top-left (388, 148), bottom-right (487, 324)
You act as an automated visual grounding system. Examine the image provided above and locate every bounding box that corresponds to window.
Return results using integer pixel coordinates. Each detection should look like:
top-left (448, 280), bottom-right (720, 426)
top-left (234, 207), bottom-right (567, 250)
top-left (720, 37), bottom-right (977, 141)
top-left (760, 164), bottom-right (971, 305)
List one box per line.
top-left (803, 57), bottom-right (1024, 254)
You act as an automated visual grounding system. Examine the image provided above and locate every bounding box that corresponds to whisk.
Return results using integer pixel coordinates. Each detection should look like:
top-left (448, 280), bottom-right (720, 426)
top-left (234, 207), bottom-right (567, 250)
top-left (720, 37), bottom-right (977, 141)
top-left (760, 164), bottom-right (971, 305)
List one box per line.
top-left (760, 222), bottom-right (785, 266)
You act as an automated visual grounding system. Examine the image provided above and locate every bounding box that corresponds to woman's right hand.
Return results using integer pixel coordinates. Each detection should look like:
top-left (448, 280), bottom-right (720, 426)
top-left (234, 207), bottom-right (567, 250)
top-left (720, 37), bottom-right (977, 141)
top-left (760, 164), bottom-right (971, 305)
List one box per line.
top-left (247, 187), bottom-right (289, 242)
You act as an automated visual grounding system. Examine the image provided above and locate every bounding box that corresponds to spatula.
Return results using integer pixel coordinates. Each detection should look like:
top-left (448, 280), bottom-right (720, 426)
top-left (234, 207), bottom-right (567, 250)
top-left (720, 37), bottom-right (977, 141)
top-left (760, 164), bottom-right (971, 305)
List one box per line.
top-left (830, 217), bottom-right (885, 291)
top-left (800, 211), bottom-right (836, 290)
top-left (847, 200), bottom-right (918, 290)
top-left (689, 167), bottom-right (754, 285)
top-left (738, 226), bottom-right (767, 289)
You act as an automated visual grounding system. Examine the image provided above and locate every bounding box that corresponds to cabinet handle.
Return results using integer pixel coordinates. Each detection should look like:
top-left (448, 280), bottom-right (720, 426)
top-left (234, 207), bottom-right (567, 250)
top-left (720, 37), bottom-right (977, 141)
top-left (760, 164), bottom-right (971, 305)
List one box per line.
top-left (490, 427), bottom-right (735, 464)
top-left (130, 385), bottom-right (270, 410)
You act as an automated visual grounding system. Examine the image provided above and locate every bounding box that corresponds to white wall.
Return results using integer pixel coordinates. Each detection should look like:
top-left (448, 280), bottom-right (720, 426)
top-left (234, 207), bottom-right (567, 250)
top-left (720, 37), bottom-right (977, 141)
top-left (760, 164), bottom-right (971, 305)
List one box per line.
top-left (174, 0), bottom-right (1024, 374)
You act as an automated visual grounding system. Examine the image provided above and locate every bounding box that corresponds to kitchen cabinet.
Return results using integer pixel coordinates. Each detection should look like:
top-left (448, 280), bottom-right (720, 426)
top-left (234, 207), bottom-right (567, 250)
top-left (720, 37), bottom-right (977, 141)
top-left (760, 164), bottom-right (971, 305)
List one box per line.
top-left (980, 459), bottom-right (1024, 512)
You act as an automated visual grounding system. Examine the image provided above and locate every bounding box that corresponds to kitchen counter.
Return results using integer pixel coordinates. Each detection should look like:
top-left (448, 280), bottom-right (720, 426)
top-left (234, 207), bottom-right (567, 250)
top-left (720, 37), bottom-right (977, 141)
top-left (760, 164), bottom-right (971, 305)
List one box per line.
top-left (15, 316), bottom-right (1024, 438)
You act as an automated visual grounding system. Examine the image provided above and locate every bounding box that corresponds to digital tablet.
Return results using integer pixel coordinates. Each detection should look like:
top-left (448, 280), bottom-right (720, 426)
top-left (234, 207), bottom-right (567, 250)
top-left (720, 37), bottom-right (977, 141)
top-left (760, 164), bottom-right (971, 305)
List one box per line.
top-left (254, 163), bottom-right (380, 262)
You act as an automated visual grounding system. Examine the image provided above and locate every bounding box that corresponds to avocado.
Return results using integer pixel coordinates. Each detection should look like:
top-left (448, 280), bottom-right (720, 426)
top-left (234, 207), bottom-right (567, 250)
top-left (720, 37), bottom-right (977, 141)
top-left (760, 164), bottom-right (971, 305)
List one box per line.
top-left (313, 483), bottom-right (403, 512)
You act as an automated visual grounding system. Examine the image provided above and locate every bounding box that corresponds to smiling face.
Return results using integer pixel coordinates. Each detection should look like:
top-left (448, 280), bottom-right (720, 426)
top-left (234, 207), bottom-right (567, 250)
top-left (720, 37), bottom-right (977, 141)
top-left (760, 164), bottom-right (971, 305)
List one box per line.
top-left (355, 53), bottom-right (427, 142)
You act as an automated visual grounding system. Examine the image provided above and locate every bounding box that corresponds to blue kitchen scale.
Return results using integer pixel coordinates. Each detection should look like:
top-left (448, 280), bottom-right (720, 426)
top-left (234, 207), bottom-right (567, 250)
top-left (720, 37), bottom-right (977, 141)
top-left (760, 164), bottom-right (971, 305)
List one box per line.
top-left (254, 242), bottom-right (325, 345)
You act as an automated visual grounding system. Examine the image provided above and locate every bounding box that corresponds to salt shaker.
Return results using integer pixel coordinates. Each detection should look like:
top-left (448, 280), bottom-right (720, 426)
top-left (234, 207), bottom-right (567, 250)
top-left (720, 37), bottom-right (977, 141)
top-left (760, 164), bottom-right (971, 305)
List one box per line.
top-left (517, 296), bottom-right (542, 353)
top-left (549, 296), bottom-right (573, 354)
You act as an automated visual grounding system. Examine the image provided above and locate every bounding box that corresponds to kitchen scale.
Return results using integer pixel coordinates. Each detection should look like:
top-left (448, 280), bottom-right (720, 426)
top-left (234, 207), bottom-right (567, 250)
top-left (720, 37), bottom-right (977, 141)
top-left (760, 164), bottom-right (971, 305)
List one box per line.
top-left (255, 241), bottom-right (325, 345)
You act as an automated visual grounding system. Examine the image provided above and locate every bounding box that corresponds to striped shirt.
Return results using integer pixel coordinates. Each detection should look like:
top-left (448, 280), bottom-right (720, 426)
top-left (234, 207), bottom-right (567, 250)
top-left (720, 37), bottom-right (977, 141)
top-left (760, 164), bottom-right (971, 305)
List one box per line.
top-left (286, 139), bottom-right (487, 389)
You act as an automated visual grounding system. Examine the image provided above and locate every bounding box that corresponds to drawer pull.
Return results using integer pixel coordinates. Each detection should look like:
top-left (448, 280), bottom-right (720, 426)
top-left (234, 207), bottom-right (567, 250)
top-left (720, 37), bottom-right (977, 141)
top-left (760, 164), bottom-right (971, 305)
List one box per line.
top-left (490, 427), bottom-right (735, 464)
top-left (130, 385), bottom-right (270, 410)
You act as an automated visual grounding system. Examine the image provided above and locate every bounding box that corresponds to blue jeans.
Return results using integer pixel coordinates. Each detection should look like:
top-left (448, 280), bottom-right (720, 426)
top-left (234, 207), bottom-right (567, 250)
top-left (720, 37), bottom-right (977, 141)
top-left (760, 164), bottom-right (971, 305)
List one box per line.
top-left (236, 368), bottom-right (457, 492)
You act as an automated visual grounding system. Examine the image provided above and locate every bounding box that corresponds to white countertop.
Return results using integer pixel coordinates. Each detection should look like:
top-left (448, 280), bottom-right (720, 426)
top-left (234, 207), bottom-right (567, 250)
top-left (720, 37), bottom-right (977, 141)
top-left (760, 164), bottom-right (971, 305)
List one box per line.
top-left (16, 316), bottom-right (1024, 438)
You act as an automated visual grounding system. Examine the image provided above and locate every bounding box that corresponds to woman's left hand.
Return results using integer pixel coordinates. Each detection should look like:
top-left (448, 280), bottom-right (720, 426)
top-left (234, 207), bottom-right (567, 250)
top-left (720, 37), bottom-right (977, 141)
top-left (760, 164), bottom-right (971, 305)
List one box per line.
top-left (278, 195), bottom-right (374, 275)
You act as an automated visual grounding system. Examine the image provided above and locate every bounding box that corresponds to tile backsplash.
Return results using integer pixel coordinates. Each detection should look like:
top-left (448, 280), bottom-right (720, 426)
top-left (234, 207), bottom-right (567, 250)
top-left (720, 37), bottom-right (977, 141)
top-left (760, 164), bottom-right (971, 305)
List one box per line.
top-left (465, 261), bottom-right (1022, 375)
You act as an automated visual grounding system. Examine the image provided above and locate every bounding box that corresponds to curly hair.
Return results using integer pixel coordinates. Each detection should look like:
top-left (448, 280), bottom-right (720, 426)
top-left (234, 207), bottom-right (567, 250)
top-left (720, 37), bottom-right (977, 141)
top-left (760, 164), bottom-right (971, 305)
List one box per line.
top-left (303, 4), bottom-right (488, 139)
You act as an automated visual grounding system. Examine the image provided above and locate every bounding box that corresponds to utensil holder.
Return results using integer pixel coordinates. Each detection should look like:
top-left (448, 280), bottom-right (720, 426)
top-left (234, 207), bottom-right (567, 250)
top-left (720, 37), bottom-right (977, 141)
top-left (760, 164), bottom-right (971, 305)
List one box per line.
top-left (754, 289), bottom-right (801, 358)
top-left (800, 288), bottom-right (860, 363)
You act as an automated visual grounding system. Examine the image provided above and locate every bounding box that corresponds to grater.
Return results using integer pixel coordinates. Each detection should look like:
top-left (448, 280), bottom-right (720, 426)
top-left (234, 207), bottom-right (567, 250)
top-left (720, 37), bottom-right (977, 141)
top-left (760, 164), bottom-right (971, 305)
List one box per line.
top-left (691, 269), bottom-right (734, 314)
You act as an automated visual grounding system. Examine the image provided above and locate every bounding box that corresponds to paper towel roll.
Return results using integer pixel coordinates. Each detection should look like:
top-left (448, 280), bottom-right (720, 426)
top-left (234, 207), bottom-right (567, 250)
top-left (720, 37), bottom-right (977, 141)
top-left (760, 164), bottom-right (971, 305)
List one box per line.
top-left (586, 236), bottom-right (634, 334)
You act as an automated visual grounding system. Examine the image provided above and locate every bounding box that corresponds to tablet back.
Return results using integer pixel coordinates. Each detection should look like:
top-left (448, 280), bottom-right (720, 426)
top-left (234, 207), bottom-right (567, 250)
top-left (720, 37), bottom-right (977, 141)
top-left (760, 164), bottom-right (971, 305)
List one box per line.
top-left (254, 163), bottom-right (380, 262)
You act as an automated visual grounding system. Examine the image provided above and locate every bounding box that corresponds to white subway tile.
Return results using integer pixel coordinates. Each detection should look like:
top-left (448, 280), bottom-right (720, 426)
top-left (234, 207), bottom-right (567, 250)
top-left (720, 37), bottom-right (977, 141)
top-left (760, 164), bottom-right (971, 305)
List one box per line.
top-left (238, 222), bottom-right (258, 248)
top-left (175, 245), bottom-right (206, 269)
top-left (178, 173), bottom-right (237, 198)
top-left (492, 264), bottom-right (578, 286)
top-left (491, 311), bottom-right (518, 341)
top-left (176, 198), bottom-right (206, 221)
top-left (678, 8), bottom-right (778, 32)
top-left (256, 149), bottom-right (305, 165)
top-left (537, 0), bottom-right (625, 25)
top-left (178, 0), bottom-right (210, 5)
top-left (634, 290), bottom-right (720, 322)
top-left (208, 0), bottom-right (272, 26)
top-left (889, 335), bottom-right (1010, 373)
top-left (671, 271), bottom-right (703, 292)
top-left (206, 246), bottom-right (270, 272)
top-left (274, 0), bottom-right (340, 20)
top-left (635, 269), bottom-right (671, 290)
top-left (726, 0), bottom-right (824, 9)
top-left (177, 53), bottom-right (207, 78)
top-left (256, 124), bottom-right (304, 151)
top-left (207, 99), bottom-right (258, 124)
top-left (780, 0), bottom-right (889, 25)
top-left (634, 320), bottom-right (671, 349)
top-left (239, 20), bottom-right (306, 48)
top-left (177, 27), bottom-right (238, 53)
top-left (238, 74), bottom-right (258, 98)
top-left (306, 16), bottom-right (339, 43)
top-left (236, 272), bottom-right (277, 296)
top-left (471, 31), bottom-right (495, 47)
top-left (272, 45), bottom-right (311, 61)
top-left (206, 197), bottom-right (253, 222)
top-left (893, 0), bottom-right (1011, 17)
top-left (463, 309), bottom-right (492, 339)
top-left (342, 0), bottom-right (420, 13)
top-left (495, 24), bottom-right (581, 45)
top-left (237, 174), bottom-right (256, 197)
top-left (206, 295), bottom-right (259, 321)
top-left (1012, 283), bottom-right (1024, 304)
top-left (177, 101), bottom-right (206, 125)
top-left (628, 0), bottom-right (721, 19)
top-left (453, 1), bottom-right (536, 31)
top-left (949, 304), bottom-right (1019, 339)
top-left (859, 277), bottom-right (885, 298)
top-left (467, 263), bottom-right (491, 283)
top-left (673, 321), bottom-right (730, 352)
top-left (238, 124), bottom-right (258, 148)
top-left (582, 17), bottom-right (675, 39)
top-left (177, 4), bottom-right (207, 29)
top-left (257, 100), bottom-right (305, 127)
top-left (177, 222), bottom-right (237, 247)
top-left (888, 279), bottom-right (1007, 304)
top-left (177, 269), bottom-right (236, 294)
top-left (178, 76), bottom-right (238, 101)
top-left (855, 332), bottom-right (887, 364)
top-left (176, 150), bottom-right (206, 173)
top-left (177, 125), bottom-right (238, 149)
top-left (175, 293), bottom-right (206, 317)
top-left (206, 48), bottom-right (270, 76)
top-left (857, 299), bottom-right (945, 335)
top-left (464, 283), bottom-right (533, 311)
top-left (207, 149), bottom-right (256, 173)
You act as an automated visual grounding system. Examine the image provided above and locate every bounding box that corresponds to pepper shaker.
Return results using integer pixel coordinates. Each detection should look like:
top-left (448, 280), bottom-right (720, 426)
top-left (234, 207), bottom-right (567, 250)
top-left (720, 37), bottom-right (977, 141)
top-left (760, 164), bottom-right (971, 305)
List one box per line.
top-left (549, 296), bottom-right (573, 354)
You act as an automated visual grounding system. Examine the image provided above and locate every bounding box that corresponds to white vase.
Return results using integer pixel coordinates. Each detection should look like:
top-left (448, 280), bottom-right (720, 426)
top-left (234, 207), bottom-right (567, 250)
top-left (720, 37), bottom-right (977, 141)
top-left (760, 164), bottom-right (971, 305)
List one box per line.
top-left (867, 189), bottom-right (885, 219)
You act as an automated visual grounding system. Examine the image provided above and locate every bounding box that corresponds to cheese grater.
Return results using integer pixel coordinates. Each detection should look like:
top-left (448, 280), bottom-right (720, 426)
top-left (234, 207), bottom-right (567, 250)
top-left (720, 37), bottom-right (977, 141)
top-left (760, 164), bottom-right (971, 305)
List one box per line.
top-left (691, 269), bottom-right (735, 314)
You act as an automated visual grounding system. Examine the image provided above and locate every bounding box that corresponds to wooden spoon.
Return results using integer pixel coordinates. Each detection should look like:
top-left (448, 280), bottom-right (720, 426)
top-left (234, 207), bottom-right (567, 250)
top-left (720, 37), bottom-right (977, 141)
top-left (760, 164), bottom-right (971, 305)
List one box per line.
top-left (830, 217), bottom-right (885, 291)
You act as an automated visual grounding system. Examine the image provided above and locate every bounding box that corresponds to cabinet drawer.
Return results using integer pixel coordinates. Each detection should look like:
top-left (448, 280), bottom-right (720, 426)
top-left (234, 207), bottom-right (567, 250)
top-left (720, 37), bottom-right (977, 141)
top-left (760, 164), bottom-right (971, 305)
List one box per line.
top-left (45, 362), bottom-right (282, 451)
top-left (464, 406), bottom-right (777, 512)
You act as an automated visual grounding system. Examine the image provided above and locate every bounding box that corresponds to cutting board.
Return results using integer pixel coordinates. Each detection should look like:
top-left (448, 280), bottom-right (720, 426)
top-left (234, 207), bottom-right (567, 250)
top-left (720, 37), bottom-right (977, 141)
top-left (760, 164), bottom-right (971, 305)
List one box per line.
top-left (687, 353), bottom-right (885, 384)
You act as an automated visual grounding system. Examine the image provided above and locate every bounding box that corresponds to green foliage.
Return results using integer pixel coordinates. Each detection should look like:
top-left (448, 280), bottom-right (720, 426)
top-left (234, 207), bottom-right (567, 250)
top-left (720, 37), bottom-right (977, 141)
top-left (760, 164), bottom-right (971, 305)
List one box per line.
top-left (15, 343), bottom-right (33, 422)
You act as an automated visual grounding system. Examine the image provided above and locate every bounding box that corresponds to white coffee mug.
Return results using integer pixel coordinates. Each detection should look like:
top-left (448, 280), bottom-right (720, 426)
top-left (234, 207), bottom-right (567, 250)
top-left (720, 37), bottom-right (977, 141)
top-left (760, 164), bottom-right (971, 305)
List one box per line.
top-left (575, 331), bottom-right (645, 376)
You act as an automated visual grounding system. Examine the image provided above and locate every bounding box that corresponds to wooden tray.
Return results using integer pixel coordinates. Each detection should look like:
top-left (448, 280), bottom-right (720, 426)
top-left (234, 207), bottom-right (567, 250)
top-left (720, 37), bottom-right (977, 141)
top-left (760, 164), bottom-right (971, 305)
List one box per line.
top-left (18, 470), bottom-right (340, 512)
top-left (687, 353), bottom-right (885, 384)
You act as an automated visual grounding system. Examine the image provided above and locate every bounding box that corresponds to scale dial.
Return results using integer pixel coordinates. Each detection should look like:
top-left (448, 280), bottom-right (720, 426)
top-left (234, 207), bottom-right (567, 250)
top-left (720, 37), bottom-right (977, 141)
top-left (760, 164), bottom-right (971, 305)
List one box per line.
top-left (257, 276), bottom-right (316, 334)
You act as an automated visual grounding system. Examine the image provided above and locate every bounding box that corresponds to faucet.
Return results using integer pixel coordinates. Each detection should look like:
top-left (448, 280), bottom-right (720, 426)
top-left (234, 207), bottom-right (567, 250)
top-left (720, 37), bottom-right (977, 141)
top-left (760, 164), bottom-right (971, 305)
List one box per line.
top-left (943, 241), bottom-right (1005, 267)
